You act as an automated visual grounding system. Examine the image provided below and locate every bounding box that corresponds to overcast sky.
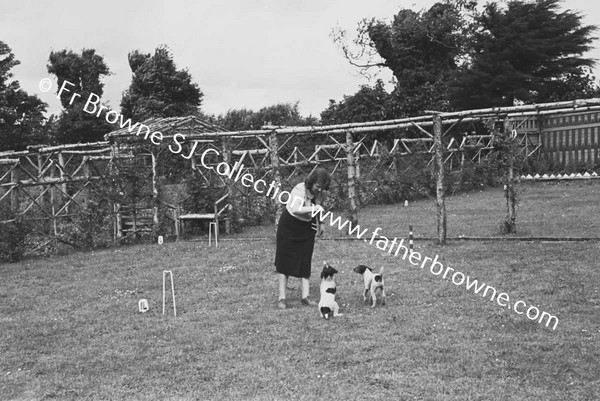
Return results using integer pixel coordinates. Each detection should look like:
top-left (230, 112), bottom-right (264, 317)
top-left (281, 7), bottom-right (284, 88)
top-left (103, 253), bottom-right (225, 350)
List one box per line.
top-left (2, 0), bottom-right (600, 119)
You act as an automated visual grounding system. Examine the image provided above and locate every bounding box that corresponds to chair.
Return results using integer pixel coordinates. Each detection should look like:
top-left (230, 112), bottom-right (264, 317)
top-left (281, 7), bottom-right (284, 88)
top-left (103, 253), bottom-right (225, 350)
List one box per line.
top-left (176, 193), bottom-right (231, 239)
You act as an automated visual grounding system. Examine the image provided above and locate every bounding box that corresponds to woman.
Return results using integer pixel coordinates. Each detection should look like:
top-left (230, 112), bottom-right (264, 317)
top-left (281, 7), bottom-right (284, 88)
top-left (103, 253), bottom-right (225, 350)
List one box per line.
top-left (274, 168), bottom-right (331, 310)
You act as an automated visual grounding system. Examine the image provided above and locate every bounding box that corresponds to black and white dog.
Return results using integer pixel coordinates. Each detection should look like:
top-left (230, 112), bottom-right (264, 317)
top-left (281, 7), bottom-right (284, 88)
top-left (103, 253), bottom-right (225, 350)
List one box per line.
top-left (318, 262), bottom-right (343, 319)
top-left (353, 265), bottom-right (386, 307)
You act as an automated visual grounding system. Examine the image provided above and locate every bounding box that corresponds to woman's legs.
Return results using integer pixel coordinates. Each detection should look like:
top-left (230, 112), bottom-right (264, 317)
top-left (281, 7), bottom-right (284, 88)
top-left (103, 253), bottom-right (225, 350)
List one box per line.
top-left (278, 274), bottom-right (314, 308)
top-left (301, 277), bottom-right (316, 305)
top-left (278, 273), bottom-right (288, 301)
top-left (301, 277), bottom-right (310, 299)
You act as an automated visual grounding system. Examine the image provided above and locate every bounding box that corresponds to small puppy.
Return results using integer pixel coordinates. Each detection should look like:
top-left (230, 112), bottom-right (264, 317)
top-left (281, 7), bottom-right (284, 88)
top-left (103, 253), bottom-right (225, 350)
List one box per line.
top-left (353, 265), bottom-right (386, 307)
top-left (318, 262), bottom-right (343, 319)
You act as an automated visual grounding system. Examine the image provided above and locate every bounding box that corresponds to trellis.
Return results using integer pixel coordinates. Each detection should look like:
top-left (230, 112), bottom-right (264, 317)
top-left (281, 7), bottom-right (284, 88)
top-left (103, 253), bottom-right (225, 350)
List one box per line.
top-left (150, 98), bottom-right (600, 243)
top-left (3, 98), bottom-right (600, 255)
top-left (0, 141), bottom-right (117, 252)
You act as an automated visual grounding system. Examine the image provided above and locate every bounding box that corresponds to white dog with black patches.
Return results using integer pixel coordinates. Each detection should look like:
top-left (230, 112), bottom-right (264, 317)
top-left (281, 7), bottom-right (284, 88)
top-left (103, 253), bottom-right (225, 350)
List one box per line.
top-left (318, 262), bottom-right (343, 319)
top-left (353, 264), bottom-right (386, 307)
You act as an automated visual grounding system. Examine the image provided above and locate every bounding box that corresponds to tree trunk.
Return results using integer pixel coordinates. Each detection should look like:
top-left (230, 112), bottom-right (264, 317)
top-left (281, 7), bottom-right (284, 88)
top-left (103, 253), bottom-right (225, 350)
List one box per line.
top-left (345, 131), bottom-right (359, 228)
top-left (433, 114), bottom-right (447, 245)
top-left (503, 118), bottom-right (517, 234)
top-left (269, 132), bottom-right (282, 230)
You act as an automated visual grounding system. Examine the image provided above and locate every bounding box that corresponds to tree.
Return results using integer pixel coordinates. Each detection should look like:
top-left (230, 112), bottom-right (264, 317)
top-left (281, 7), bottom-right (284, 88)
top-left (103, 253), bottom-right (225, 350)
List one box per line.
top-left (0, 41), bottom-right (47, 151)
top-left (450, 0), bottom-right (598, 109)
top-left (215, 108), bottom-right (256, 130)
top-left (47, 48), bottom-right (112, 144)
top-left (335, 0), bottom-right (598, 116)
top-left (334, 1), bottom-right (472, 117)
top-left (217, 102), bottom-right (315, 130)
top-left (320, 79), bottom-right (391, 124)
top-left (534, 66), bottom-right (600, 102)
top-left (120, 45), bottom-right (203, 121)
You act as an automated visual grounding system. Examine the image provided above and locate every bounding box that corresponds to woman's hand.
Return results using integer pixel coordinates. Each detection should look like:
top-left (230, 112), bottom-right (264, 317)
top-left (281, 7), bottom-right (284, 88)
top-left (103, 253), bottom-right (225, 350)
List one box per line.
top-left (311, 204), bottom-right (325, 215)
top-left (317, 222), bottom-right (324, 238)
top-left (312, 220), bottom-right (324, 237)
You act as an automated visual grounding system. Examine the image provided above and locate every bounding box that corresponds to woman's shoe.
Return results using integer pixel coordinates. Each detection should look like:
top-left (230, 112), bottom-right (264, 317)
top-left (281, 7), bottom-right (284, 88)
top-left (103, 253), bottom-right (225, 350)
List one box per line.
top-left (278, 299), bottom-right (287, 310)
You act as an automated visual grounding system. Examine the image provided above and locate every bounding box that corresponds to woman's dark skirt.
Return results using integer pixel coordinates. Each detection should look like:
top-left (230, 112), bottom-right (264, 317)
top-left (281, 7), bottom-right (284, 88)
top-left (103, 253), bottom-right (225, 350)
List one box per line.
top-left (275, 208), bottom-right (316, 279)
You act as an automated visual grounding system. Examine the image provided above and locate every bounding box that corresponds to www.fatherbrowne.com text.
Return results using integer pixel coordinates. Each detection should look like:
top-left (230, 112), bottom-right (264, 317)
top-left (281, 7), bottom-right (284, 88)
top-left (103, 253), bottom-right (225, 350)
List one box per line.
top-left (309, 206), bottom-right (559, 330)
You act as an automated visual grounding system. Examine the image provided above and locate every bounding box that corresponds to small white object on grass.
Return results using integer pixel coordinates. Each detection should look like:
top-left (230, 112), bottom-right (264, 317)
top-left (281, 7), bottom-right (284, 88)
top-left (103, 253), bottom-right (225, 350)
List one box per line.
top-left (404, 200), bottom-right (408, 207)
top-left (158, 235), bottom-right (164, 245)
top-left (138, 299), bottom-right (149, 313)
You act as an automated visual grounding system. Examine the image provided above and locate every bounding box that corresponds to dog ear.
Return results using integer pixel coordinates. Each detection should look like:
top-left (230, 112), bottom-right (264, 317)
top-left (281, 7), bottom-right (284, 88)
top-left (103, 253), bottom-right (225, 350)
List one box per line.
top-left (353, 265), bottom-right (368, 274)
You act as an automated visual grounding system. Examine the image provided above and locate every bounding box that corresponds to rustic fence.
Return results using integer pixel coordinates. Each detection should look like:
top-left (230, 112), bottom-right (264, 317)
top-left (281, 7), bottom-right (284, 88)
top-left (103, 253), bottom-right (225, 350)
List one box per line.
top-left (2, 99), bottom-right (600, 258)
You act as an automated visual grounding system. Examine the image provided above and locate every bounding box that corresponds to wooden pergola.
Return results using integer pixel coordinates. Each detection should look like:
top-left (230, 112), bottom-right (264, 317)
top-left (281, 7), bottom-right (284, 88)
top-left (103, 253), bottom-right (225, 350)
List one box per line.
top-left (2, 98), bottom-right (600, 255)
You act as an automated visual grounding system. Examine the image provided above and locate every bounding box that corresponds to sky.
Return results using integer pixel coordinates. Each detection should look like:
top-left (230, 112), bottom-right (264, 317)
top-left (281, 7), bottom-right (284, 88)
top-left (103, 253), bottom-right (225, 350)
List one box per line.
top-left (2, 0), bottom-right (600, 119)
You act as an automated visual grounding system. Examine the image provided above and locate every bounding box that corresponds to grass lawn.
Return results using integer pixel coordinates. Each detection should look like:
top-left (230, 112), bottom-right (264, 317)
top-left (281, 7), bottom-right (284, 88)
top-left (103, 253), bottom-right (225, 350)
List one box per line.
top-left (1, 181), bottom-right (599, 400)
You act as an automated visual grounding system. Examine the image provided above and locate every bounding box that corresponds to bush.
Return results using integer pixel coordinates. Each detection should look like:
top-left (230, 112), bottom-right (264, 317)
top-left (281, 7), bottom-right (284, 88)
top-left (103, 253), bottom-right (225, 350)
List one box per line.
top-left (0, 216), bottom-right (30, 262)
top-left (448, 158), bottom-right (501, 193)
top-left (58, 198), bottom-right (112, 250)
top-left (522, 156), bottom-right (565, 176)
top-left (356, 154), bottom-right (434, 206)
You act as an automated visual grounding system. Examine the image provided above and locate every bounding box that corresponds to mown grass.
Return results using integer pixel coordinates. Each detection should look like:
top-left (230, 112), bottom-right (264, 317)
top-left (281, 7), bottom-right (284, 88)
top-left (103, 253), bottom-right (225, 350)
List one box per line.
top-left (1, 181), bottom-right (599, 400)
top-left (352, 180), bottom-right (600, 239)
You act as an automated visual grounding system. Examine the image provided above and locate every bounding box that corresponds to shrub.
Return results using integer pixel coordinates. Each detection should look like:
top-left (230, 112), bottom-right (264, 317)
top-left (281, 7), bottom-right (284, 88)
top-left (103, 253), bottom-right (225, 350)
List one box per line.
top-left (58, 198), bottom-right (112, 250)
top-left (0, 216), bottom-right (30, 262)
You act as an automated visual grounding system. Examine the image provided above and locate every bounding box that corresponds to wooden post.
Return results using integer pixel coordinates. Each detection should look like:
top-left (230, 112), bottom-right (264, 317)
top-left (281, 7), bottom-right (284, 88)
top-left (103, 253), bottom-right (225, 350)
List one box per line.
top-left (109, 144), bottom-right (120, 244)
top-left (10, 163), bottom-right (18, 212)
top-left (57, 151), bottom-right (69, 226)
top-left (222, 139), bottom-right (233, 234)
top-left (83, 155), bottom-right (90, 207)
top-left (151, 151), bottom-right (160, 235)
top-left (174, 207), bottom-right (181, 240)
top-left (433, 114), bottom-right (447, 245)
top-left (50, 160), bottom-right (58, 238)
top-left (58, 152), bottom-right (67, 202)
top-left (503, 117), bottom-right (517, 234)
top-left (345, 130), bottom-right (359, 227)
top-left (269, 132), bottom-right (282, 229)
top-left (115, 203), bottom-right (123, 240)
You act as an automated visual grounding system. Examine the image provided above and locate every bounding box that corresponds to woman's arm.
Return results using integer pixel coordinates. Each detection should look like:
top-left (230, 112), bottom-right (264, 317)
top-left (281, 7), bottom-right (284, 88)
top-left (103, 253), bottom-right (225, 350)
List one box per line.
top-left (287, 184), bottom-right (324, 219)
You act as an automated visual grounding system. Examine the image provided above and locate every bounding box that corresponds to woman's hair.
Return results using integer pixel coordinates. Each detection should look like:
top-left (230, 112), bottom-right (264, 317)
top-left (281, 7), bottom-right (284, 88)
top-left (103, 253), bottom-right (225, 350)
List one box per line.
top-left (305, 168), bottom-right (331, 191)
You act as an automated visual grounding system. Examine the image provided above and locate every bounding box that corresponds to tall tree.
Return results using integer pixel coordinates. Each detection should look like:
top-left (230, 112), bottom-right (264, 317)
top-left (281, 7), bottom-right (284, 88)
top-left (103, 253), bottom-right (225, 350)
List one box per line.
top-left (320, 79), bottom-right (391, 124)
top-left (334, 1), bottom-right (472, 117)
top-left (0, 41), bottom-right (47, 151)
top-left (449, 0), bottom-right (598, 109)
top-left (536, 66), bottom-right (600, 102)
top-left (120, 45), bottom-right (203, 121)
top-left (47, 48), bottom-right (112, 144)
top-left (334, 0), bottom-right (598, 117)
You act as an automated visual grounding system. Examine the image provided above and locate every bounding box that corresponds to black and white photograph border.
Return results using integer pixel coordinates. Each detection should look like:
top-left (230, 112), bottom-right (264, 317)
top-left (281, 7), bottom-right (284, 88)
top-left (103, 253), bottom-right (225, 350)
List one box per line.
top-left (1, 0), bottom-right (600, 400)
